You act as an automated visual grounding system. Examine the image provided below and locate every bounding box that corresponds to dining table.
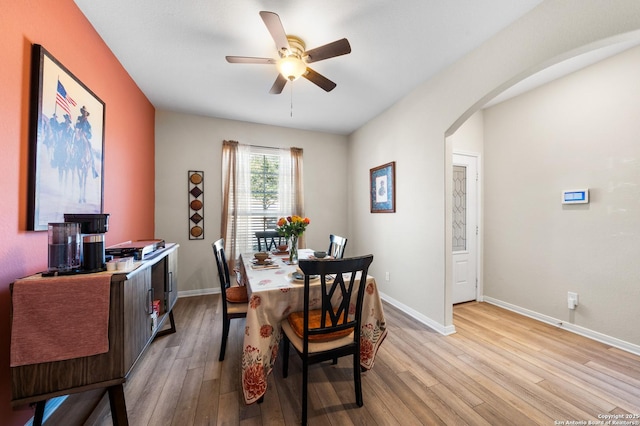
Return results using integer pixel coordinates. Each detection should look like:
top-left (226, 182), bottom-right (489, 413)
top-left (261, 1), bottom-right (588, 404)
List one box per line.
top-left (237, 248), bottom-right (388, 404)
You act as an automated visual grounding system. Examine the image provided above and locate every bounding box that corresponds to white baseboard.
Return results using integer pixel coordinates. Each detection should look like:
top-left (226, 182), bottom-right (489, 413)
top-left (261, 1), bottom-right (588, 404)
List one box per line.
top-left (379, 291), bottom-right (456, 335)
top-left (484, 296), bottom-right (640, 357)
top-left (177, 288), bottom-right (218, 298)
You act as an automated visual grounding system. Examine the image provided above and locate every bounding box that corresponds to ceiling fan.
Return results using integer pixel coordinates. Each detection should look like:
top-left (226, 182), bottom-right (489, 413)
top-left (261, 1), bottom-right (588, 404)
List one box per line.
top-left (226, 11), bottom-right (351, 94)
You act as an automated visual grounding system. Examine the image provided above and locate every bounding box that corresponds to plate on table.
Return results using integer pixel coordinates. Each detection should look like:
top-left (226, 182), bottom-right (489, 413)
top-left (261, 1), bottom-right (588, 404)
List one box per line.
top-left (288, 271), bottom-right (319, 284)
top-left (252, 258), bottom-right (273, 265)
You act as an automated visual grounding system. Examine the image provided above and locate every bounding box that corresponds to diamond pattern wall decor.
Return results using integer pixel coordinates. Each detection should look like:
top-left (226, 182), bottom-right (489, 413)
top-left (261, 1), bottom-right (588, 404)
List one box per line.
top-left (188, 170), bottom-right (204, 240)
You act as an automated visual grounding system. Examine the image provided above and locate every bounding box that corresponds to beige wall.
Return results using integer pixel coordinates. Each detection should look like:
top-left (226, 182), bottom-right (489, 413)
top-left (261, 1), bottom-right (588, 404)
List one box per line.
top-left (154, 111), bottom-right (348, 294)
top-left (450, 111), bottom-right (484, 155)
top-left (348, 0), bottom-right (640, 338)
top-left (483, 45), bottom-right (640, 347)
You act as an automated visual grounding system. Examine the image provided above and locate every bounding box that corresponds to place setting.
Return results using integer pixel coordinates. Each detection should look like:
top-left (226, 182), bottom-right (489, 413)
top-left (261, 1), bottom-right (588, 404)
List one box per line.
top-left (271, 244), bottom-right (289, 256)
top-left (287, 269), bottom-right (319, 284)
top-left (287, 265), bottom-right (334, 285)
top-left (307, 250), bottom-right (333, 260)
top-left (250, 252), bottom-right (280, 270)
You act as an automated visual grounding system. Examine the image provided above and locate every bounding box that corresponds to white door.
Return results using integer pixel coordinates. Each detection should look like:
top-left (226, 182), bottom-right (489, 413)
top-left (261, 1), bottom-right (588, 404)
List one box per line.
top-left (452, 153), bottom-right (478, 304)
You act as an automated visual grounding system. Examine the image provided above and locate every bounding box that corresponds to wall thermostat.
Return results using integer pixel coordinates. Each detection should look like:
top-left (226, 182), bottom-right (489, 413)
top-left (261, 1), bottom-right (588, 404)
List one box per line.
top-left (562, 189), bottom-right (589, 204)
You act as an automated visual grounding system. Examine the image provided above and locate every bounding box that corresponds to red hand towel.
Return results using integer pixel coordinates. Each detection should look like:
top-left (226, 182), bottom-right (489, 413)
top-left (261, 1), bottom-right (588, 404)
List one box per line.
top-left (10, 273), bottom-right (111, 367)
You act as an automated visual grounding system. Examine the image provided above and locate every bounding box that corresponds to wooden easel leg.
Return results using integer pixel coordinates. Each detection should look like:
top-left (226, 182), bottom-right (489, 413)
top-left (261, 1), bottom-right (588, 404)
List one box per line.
top-left (108, 384), bottom-right (129, 426)
top-left (32, 400), bottom-right (46, 426)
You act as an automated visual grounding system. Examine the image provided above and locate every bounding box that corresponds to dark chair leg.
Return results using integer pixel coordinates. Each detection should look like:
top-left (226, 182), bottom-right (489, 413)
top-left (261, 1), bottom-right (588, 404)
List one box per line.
top-left (354, 352), bottom-right (363, 407)
top-left (219, 317), bottom-right (230, 361)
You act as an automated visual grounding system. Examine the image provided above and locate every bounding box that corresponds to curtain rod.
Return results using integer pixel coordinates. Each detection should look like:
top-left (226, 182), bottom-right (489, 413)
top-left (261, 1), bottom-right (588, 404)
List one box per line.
top-left (224, 140), bottom-right (302, 151)
top-left (243, 143), bottom-right (302, 151)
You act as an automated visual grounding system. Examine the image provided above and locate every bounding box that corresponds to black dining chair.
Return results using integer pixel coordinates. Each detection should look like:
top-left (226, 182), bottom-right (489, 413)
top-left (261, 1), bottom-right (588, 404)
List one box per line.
top-left (255, 230), bottom-right (286, 252)
top-left (328, 234), bottom-right (347, 259)
top-left (212, 238), bottom-right (248, 361)
top-left (281, 255), bottom-right (374, 425)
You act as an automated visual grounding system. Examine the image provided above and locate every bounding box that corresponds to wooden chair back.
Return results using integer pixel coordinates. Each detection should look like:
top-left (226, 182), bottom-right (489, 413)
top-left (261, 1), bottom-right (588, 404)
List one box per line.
top-left (328, 234), bottom-right (348, 259)
top-left (255, 230), bottom-right (285, 252)
top-left (212, 237), bottom-right (247, 361)
top-left (212, 239), bottom-right (231, 307)
top-left (297, 255), bottom-right (373, 348)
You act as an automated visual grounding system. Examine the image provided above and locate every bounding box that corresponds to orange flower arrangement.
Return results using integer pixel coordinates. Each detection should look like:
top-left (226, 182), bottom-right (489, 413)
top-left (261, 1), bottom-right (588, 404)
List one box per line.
top-left (276, 215), bottom-right (310, 239)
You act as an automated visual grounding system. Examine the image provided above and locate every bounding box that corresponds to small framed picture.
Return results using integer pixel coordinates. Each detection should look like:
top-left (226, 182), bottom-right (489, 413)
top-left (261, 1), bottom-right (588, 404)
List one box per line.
top-left (370, 161), bottom-right (395, 213)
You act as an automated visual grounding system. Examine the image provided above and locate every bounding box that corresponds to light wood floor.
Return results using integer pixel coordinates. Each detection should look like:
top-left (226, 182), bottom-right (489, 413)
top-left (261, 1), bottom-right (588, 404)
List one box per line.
top-left (93, 295), bottom-right (640, 425)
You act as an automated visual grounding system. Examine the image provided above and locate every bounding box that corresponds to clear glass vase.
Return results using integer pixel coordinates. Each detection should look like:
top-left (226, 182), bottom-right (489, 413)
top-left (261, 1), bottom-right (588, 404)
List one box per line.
top-left (289, 234), bottom-right (299, 264)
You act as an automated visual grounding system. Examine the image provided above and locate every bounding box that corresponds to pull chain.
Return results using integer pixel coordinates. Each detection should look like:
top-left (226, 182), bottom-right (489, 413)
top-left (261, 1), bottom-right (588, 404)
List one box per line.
top-left (290, 83), bottom-right (294, 117)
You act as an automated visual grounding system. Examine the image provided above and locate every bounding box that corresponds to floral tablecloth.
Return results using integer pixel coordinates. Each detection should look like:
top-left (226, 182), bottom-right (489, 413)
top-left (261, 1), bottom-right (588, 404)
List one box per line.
top-left (238, 249), bottom-right (388, 404)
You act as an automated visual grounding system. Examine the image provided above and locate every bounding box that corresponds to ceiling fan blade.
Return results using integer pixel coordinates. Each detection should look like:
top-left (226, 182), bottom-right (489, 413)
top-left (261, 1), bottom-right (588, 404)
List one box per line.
top-left (226, 56), bottom-right (276, 64)
top-left (269, 74), bottom-right (288, 94)
top-left (303, 68), bottom-right (337, 92)
top-left (304, 38), bottom-right (351, 63)
top-left (259, 11), bottom-right (290, 52)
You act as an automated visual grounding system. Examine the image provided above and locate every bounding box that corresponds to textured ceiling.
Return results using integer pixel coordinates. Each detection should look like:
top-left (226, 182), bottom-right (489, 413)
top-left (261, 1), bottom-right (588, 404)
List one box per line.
top-left (74, 0), bottom-right (544, 135)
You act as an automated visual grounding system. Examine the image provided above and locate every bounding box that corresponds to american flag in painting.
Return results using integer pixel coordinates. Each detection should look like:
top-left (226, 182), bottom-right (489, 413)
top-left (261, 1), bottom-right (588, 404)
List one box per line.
top-left (55, 80), bottom-right (76, 116)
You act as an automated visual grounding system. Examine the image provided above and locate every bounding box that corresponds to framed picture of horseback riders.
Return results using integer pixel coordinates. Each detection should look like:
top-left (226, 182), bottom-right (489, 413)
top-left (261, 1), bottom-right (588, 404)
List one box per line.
top-left (27, 44), bottom-right (105, 231)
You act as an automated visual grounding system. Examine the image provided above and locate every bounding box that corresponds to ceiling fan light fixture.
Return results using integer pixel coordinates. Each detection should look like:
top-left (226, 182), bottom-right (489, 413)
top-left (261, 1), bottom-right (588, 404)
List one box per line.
top-left (277, 55), bottom-right (306, 81)
top-left (226, 14), bottom-right (348, 94)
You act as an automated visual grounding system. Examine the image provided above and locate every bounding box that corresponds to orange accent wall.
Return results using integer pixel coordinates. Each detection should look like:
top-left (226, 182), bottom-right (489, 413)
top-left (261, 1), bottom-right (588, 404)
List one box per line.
top-left (0, 2), bottom-right (155, 424)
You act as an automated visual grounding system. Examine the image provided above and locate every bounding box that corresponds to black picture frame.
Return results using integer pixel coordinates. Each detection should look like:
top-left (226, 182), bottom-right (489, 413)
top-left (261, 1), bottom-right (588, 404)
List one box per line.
top-left (28, 44), bottom-right (105, 231)
top-left (370, 161), bottom-right (396, 213)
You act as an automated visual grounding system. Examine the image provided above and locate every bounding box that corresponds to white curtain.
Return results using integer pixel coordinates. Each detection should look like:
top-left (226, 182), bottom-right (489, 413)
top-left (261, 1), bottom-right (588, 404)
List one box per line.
top-left (234, 143), bottom-right (253, 254)
top-left (278, 147), bottom-right (294, 219)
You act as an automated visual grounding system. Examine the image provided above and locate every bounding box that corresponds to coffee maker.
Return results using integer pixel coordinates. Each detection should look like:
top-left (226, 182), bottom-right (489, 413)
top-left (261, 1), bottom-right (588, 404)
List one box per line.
top-left (64, 213), bottom-right (110, 272)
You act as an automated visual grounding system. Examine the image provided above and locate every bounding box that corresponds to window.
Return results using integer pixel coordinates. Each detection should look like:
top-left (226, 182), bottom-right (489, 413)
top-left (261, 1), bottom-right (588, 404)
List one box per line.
top-left (221, 141), bottom-right (303, 263)
top-left (245, 150), bottom-right (283, 250)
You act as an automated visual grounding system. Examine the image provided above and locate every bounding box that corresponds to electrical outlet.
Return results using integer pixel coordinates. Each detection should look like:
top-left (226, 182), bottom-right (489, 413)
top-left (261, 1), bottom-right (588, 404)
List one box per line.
top-left (568, 292), bottom-right (579, 309)
top-left (385, 271), bottom-right (390, 281)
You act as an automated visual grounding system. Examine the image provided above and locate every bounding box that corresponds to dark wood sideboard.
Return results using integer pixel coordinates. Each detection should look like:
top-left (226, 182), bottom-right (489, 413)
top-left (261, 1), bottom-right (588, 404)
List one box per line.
top-left (10, 243), bottom-right (179, 426)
